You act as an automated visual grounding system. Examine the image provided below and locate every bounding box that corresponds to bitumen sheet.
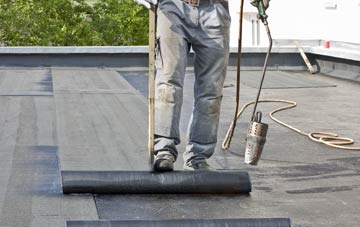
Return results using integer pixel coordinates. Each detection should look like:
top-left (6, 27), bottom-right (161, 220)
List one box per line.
top-left (61, 170), bottom-right (251, 194)
top-left (0, 67), bottom-right (359, 226)
top-left (66, 218), bottom-right (292, 227)
top-left (232, 70), bottom-right (337, 89)
top-left (52, 69), bottom-right (148, 171)
top-left (120, 70), bottom-right (337, 97)
top-left (0, 69), bottom-right (98, 227)
top-left (0, 68), bottom-right (53, 96)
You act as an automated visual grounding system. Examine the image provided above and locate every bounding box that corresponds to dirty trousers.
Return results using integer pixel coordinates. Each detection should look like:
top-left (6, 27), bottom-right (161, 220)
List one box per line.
top-left (154, 0), bottom-right (231, 165)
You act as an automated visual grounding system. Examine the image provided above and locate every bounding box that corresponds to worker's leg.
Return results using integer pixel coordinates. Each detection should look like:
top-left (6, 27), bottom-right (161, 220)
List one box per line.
top-left (183, 2), bottom-right (231, 167)
top-left (154, 0), bottom-right (191, 162)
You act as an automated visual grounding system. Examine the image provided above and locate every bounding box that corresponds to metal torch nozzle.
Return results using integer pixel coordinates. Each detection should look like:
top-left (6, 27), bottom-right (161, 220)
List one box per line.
top-left (245, 112), bottom-right (268, 165)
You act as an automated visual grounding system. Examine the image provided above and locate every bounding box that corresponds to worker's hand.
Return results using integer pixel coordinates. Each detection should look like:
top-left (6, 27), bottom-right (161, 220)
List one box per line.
top-left (134, 0), bottom-right (158, 9)
top-left (250, 0), bottom-right (269, 20)
top-left (251, 0), bottom-right (269, 9)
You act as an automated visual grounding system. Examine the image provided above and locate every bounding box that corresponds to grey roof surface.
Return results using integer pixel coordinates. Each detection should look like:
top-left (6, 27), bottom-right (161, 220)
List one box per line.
top-left (0, 67), bottom-right (359, 226)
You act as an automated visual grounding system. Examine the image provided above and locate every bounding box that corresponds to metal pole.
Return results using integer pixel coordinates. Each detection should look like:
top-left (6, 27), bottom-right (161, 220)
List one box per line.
top-left (250, 19), bottom-right (272, 121)
top-left (223, 0), bottom-right (245, 150)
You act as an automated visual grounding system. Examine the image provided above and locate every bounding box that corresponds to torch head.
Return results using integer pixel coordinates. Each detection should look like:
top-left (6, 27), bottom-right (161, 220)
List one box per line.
top-left (244, 112), bottom-right (268, 165)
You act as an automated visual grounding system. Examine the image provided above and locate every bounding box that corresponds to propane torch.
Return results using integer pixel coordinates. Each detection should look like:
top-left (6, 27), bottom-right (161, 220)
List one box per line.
top-left (244, 0), bottom-right (272, 165)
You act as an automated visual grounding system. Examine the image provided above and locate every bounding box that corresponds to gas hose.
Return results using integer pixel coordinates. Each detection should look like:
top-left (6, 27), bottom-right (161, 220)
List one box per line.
top-left (222, 99), bottom-right (360, 151)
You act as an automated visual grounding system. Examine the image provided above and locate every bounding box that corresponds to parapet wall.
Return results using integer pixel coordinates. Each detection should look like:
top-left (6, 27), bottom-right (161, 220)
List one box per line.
top-left (0, 41), bottom-right (359, 82)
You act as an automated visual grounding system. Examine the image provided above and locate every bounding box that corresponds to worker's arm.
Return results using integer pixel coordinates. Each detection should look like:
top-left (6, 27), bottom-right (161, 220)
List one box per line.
top-left (134, 0), bottom-right (157, 9)
top-left (250, 0), bottom-right (270, 20)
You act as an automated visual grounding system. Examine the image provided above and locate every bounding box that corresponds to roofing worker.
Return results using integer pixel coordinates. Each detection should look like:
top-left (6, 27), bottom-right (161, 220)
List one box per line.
top-left (134, 0), bottom-right (270, 171)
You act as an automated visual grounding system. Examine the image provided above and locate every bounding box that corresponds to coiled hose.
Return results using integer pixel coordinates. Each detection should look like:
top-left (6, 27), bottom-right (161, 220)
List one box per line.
top-left (222, 99), bottom-right (360, 151)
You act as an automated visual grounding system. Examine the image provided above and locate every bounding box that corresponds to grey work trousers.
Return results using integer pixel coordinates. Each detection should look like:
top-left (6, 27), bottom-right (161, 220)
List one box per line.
top-left (154, 0), bottom-right (231, 165)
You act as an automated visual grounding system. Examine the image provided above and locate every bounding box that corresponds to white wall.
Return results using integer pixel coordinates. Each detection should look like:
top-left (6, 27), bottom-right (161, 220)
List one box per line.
top-left (228, 0), bottom-right (360, 47)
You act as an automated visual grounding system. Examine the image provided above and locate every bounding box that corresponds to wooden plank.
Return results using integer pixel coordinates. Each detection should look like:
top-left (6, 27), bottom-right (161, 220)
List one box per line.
top-left (294, 41), bottom-right (316, 74)
top-left (148, 6), bottom-right (156, 168)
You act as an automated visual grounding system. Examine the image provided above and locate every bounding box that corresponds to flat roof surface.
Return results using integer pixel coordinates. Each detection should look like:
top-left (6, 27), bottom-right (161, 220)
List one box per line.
top-left (0, 67), bottom-right (359, 226)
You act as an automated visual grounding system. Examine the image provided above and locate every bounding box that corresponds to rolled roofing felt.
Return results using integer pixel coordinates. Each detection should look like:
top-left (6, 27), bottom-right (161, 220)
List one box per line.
top-left (62, 170), bottom-right (251, 194)
top-left (67, 218), bottom-right (292, 227)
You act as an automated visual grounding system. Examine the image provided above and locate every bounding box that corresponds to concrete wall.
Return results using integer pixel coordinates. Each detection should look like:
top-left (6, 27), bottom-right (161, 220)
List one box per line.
top-left (228, 0), bottom-right (360, 47)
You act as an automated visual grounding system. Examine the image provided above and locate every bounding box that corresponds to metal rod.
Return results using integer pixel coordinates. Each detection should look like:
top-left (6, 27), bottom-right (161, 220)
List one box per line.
top-left (250, 19), bottom-right (272, 121)
top-left (224, 0), bottom-right (245, 149)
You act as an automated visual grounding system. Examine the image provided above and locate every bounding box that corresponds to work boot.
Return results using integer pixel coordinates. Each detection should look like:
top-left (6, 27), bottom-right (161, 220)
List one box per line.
top-left (154, 152), bottom-right (175, 172)
top-left (183, 160), bottom-right (213, 171)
